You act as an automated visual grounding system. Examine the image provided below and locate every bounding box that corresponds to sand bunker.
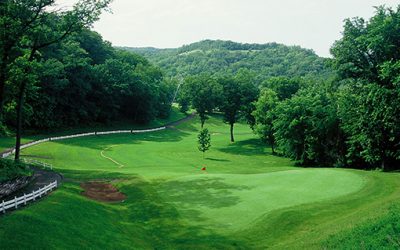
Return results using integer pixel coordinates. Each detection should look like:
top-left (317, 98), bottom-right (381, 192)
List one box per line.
top-left (81, 182), bottom-right (126, 202)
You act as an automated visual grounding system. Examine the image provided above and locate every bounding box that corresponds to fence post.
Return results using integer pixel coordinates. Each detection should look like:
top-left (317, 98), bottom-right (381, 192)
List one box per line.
top-left (33, 190), bottom-right (36, 201)
top-left (14, 196), bottom-right (17, 209)
top-left (2, 200), bottom-right (4, 213)
top-left (24, 193), bottom-right (26, 205)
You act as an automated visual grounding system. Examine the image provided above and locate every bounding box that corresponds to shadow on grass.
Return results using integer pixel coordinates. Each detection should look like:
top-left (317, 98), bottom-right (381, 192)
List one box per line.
top-left (156, 177), bottom-right (251, 209)
top-left (121, 177), bottom-right (249, 248)
top-left (20, 154), bottom-right (53, 159)
top-left (205, 157), bottom-right (230, 162)
top-left (49, 124), bottom-right (197, 150)
top-left (217, 138), bottom-right (271, 156)
top-left (58, 168), bottom-right (134, 181)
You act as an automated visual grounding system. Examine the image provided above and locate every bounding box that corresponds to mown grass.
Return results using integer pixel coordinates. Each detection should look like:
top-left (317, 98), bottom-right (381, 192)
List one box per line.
top-left (0, 114), bottom-right (399, 249)
top-left (324, 204), bottom-right (400, 249)
top-left (0, 106), bottom-right (186, 152)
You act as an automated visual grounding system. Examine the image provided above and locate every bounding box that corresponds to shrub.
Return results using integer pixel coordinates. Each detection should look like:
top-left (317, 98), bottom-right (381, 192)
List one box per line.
top-left (0, 159), bottom-right (32, 183)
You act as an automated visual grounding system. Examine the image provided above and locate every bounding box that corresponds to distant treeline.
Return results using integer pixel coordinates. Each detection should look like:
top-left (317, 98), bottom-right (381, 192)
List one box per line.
top-left (120, 39), bottom-right (333, 85)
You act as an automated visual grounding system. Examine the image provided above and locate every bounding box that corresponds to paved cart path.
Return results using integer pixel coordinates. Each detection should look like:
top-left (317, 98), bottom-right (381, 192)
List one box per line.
top-left (165, 112), bottom-right (196, 128)
top-left (3, 167), bottom-right (62, 201)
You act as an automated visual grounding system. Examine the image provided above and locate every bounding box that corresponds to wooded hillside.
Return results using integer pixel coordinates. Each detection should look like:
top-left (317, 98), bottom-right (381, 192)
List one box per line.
top-left (120, 40), bottom-right (333, 84)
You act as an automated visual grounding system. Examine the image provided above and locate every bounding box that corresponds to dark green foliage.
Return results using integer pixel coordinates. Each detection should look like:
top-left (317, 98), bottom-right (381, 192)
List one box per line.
top-left (248, 5), bottom-right (400, 169)
top-left (0, 0), bottom-right (113, 160)
top-left (197, 128), bottom-right (211, 158)
top-left (331, 5), bottom-right (400, 170)
top-left (180, 74), bottom-right (221, 127)
top-left (218, 73), bottom-right (259, 142)
top-left (2, 29), bottom-right (175, 129)
top-left (252, 89), bottom-right (279, 154)
top-left (273, 86), bottom-right (343, 166)
top-left (261, 77), bottom-right (302, 100)
top-left (0, 159), bottom-right (31, 183)
top-left (338, 82), bottom-right (400, 169)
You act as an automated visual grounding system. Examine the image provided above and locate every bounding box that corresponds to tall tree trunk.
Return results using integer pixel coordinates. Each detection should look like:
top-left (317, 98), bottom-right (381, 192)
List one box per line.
top-left (200, 112), bottom-right (206, 128)
top-left (271, 141), bottom-right (275, 155)
top-left (0, 61), bottom-right (8, 117)
top-left (269, 132), bottom-right (275, 155)
top-left (14, 81), bottom-right (27, 161)
top-left (15, 81), bottom-right (26, 161)
top-left (14, 48), bottom-right (36, 161)
top-left (0, 45), bottom-right (12, 117)
top-left (230, 122), bottom-right (234, 142)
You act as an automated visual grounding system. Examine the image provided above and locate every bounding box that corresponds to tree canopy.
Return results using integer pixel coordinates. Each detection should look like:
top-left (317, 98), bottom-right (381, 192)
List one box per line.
top-left (0, 1), bottom-right (177, 161)
top-left (121, 40), bottom-right (333, 85)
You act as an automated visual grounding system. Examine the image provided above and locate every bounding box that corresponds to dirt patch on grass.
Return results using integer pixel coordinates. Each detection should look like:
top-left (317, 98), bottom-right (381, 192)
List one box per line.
top-left (81, 182), bottom-right (126, 203)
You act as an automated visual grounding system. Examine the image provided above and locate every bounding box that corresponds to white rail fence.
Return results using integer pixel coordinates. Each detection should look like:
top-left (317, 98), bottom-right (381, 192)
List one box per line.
top-left (1, 180), bottom-right (57, 214)
top-left (0, 127), bottom-right (168, 214)
top-left (19, 158), bottom-right (53, 170)
top-left (1, 127), bottom-right (167, 158)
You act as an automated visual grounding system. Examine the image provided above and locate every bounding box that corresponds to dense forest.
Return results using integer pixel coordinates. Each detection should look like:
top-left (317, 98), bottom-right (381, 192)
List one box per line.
top-left (3, 30), bottom-right (175, 131)
top-left (121, 40), bottom-right (333, 85)
top-left (1, 4), bottom-right (175, 131)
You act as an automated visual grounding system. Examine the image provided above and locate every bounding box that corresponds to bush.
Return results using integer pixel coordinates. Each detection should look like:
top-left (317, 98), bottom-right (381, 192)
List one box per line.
top-left (0, 159), bottom-right (32, 183)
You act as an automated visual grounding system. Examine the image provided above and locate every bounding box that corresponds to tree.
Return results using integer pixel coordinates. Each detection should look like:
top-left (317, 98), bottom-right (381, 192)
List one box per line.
top-left (273, 86), bottom-right (343, 166)
top-left (252, 88), bottom-right (279, 154)
top-left (0, 0), bottom-right (112, 160)
top-left (331, 5), bottom-right (400, 170)
top-left (198, 128), bottom-right (211, 159)
top-left (1, 28), bottom-right (173, 132)
top-left (181, 74), bottom-right (221, 128)
top-left (0, 0), bottom-right (111, 114)
top-left (218, 74), bottom-right (258, 142)
top-left (338, 82), bottom-right (400, 170)
top-left (261, 77), bottom-right (302, 100)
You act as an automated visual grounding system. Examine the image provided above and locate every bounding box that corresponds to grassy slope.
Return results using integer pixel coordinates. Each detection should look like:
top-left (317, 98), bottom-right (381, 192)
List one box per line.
top-left (0, 106), bottom-right (186, 153)
top-left (0, 115), bottom-right (399, 249)
top-left (324, 204), bottom-right (400, 249)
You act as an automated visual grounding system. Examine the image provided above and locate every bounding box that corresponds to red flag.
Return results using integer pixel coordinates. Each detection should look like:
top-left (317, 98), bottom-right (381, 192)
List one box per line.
top-left (201, 167), bottom-right (206, 171)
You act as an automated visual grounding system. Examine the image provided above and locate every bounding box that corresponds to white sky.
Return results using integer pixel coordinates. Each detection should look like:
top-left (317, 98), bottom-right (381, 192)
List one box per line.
top-left (57, 0), bottom-right (398, 57)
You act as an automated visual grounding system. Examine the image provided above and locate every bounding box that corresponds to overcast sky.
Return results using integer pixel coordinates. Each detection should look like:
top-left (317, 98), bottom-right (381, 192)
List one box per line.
top-left (57, 0), bottom-right (398, 57)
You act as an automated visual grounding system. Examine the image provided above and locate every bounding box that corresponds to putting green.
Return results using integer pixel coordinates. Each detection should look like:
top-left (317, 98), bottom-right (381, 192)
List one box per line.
top-left (156, 169), bottom-right (365, 232)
